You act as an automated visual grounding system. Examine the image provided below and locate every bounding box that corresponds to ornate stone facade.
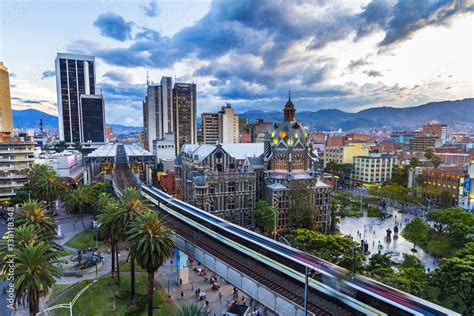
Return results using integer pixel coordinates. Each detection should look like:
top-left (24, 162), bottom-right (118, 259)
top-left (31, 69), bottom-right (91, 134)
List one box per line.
top-left (263, 95), bottom-right (330, 233)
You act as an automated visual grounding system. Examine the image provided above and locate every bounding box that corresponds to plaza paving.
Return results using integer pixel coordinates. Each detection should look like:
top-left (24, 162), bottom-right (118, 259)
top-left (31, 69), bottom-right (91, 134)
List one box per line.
top-left (156, 257), bottom-right (269, 316)
top-left (338, 206), bottom-right (438, 270)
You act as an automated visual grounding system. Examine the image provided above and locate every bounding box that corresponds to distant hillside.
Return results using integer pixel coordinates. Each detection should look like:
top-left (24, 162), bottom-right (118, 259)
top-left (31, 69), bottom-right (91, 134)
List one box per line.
top-left (13, 98), bottom-right (474, 133)
top-left (12, 109), bottom-right (141, 134)
top-left (240, 98), bottom-right (474, 131)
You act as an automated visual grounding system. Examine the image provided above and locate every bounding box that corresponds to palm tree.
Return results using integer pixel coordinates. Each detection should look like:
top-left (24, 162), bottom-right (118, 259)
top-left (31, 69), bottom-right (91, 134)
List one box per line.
top-left (16, 200), bottom-right (57, 242)
top-left (12, 242), bottom-right (63, 315)
top-left (175, 303), bottom-right (208, 316)
top-left (128, 212), bottom-right (174, 316)
top-left (97, 202), bottom-right (121, 278)
top-left (116, 187), bottom-right (148, 302)
top-left (64, 186), bottom-right (95, 229)
top-left (28, 164), bottom-right (63, 213)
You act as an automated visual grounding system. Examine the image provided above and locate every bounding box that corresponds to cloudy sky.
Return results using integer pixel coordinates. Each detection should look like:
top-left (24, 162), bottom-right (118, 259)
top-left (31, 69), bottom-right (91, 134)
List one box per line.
top-left (1, 0), bottom-right (473, 127)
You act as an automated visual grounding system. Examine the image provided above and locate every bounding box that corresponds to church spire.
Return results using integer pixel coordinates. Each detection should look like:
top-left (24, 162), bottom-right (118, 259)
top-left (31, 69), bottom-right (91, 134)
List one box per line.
top-left (283, 90), bottom-right (296, 121)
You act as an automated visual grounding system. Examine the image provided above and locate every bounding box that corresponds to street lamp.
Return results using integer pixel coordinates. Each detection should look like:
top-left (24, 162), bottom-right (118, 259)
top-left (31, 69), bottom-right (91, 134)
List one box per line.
top-left (335, 244), bottom-right (357, 279)
top-left (270, 207), bottom-right (277, 241)
top-left (303, 266), bottom-right (321, 316)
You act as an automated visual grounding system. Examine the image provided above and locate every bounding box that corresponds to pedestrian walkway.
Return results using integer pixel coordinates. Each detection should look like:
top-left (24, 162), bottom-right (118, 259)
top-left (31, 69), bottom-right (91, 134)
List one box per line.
top-left (339, 206), bottom-right (438, 270)
top-left (156, 258), bottom-right (270, 315)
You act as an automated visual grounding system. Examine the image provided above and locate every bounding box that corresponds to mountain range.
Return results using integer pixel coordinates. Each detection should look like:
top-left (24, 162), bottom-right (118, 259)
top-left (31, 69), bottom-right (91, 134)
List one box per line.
top-left (12, 109), bottom-right (141, 134)
top-left (238, 98), bottom-right (473, 131)
top-left (12, 98), bottom-right (473, 133)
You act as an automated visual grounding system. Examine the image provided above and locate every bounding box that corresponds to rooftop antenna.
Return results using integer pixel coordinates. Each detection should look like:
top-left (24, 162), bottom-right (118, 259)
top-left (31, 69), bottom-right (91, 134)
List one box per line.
top-left (288, 89), bottom-right (291, 100)
top-left (39, 119), bottom-right (44, 135)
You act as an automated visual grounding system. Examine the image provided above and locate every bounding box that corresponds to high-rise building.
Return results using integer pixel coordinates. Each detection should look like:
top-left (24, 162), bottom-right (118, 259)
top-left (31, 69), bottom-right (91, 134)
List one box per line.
top-left (201, 112), bottom-right (219, 144)
top-left (0, 132), bottom-right (35, 198)
top-left (218, 103), bottom-right (239, 143)
top-left (201, 104), bottom-right (240, 144)
top-left (0, 62), bottom-right (13, 133)
top-left (143, 76), bottom-right (190, 154)
top-left (80, 95), bottom-right (105, 143)
top-left (173, 82), bottom-right (197, 154)
top-left (55, 53), bottom-right (105, 144)
top-left (143, 84), bottom-right (160, 150)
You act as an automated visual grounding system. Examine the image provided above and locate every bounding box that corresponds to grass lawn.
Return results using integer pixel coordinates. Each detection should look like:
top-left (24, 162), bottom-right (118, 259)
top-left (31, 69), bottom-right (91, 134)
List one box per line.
top-left (56, 248), bottom-right (75, 259)
top-left (49, 284), bottom-right (74, 300)
top-left (119, 261), bottom-right (144, 273)
top-left (65, 229), bottom-right (107, 251)
top-left (51, 273), bottom-right (175, 316)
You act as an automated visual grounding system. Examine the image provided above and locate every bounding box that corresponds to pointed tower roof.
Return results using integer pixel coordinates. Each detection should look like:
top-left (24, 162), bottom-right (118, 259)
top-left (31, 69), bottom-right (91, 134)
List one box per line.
top-left (283, 89), bottom-right (296, 121)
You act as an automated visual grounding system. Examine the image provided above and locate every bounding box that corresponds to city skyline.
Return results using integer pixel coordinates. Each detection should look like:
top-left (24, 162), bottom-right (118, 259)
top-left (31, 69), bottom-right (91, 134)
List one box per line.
top-left (1, 0), bottom-right (473, 128)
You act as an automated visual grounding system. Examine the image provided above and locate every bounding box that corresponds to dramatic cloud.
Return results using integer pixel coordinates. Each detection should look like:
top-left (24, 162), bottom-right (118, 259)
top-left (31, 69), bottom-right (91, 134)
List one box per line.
top-left (142, 0), bottom-right (160, 17)
top-left (103, 70), bottom-right (133, 83)
top-left (61, 0), bottom-right (472, 122)
top-left (41, 70), bottom-right (55, 80)
top-left (93, 12), bottom-right (133, 41)
top-left (358, 0), bottom-right (474, 46)
top-left (365, 70), bottom-right (383, 77)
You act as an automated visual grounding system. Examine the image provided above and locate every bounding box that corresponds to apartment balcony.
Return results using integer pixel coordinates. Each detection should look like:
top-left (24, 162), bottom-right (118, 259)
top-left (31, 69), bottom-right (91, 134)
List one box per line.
top-left (0, 182), bottom-right (26, 188)
top-left (0, 157), bottom-right (34, 163)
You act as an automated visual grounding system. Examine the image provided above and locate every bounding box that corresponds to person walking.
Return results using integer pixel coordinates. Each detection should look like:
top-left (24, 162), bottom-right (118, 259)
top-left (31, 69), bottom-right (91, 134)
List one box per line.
top-left (181, 291), bottom-right (185, 300)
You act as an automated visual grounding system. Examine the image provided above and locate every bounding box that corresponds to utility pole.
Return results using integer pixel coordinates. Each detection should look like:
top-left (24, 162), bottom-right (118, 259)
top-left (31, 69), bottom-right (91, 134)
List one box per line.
top-left (352, 245), bottom-right (356, 279)
top-left (304, 266), bottom-right (308, 315)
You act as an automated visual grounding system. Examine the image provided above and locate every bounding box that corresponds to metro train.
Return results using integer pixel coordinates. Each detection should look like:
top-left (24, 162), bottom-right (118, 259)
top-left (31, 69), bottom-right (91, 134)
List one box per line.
top-left (140, 184), bottom-right (458, 316)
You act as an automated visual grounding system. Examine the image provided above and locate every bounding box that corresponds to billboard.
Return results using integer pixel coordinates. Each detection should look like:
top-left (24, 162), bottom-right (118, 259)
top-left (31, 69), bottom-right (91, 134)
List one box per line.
top-left (175, 249), bottom-right (190, 270)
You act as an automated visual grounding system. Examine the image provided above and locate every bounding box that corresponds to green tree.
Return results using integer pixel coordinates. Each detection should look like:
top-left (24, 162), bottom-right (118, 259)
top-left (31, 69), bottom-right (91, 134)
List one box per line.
top-left (254, 200), bottom-right (276, 236)
top-left (116, 187), bottom-right (149, 302)
top-left (64, 185), bottom-right (96, 229)
top-left (175, 303), bottom-right (208, 316)
top-left (54, 141), bottom-right (68, 153)
top-left (286, 229), bottom-right (364, 273)
top-left (8, 242), bottom-right (63, 315)
top-left (431, 155), bottom-right (442, 168)
top-left (427, 208), bottom-right (474, 235)
top-left (439, 191), bottom-right (453, 209)
top-left (27, 164), bottom-right (64, 212)
top-left (402, 218), bottom-right (430, 251)
top-left (409, 157), bottom-right (420, 169)
top-left (390, 165), bottom-right (409, 185)
top-left (288, 181), bottom-right (317, 230)
top-left (16, 200), bottom-right (57, 242)
top-left (432, 255), bottom-right (474, 315)
top-left (424, 149), bottom-right (434, 160)
top-left (366, 253), bottom-right (392, 277)
top-left (128, 212), bottom-right (174, 316)
top-left (97, 202), bottom-right (121, 278)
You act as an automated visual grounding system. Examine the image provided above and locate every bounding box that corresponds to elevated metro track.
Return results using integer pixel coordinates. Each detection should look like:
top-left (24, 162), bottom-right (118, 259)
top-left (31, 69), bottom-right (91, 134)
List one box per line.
top-left (112, 163), bottom-right (458, 316)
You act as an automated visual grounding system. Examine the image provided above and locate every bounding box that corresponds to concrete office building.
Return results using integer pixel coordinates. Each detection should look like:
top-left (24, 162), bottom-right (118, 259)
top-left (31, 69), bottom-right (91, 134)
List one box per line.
top-left (201, 112), bottom-right (219, 144)
top-left (324, 142), bottom-right (369, 167)
top-left (56, 53), bottom-right (105, 144)
top-left (173, 82), bottom-right (197, 154)
top-left (218, 104), bottom-right (239, 143)
top-left (0, 62), bottom-right (13, 133)
top-left (143, 78), bottom-right (197, 155)
top-left (352, 153), bottom-right (399, 184)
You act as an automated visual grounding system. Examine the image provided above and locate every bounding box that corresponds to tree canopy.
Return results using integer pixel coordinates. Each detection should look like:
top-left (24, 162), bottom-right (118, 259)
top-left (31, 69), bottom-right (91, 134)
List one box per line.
top-left (402, 217), bottom-right (430, 250)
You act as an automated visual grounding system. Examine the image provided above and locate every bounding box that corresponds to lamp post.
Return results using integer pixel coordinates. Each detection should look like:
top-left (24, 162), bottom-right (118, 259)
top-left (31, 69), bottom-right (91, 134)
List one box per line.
top-left (303, 266), bottom-right (320, 316)
top-left (270, 207), bottom-right (277, 240)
